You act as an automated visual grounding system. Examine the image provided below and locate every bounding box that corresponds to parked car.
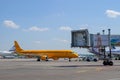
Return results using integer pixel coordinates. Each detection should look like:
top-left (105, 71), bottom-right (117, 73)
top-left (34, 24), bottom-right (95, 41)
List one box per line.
top-left (86, 57), bottom-right (98, 62)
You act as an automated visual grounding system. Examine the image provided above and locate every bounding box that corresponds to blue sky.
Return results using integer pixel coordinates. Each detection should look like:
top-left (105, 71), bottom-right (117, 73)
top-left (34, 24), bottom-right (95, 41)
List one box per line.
top-left (1, 0), bottom-right (120, 53)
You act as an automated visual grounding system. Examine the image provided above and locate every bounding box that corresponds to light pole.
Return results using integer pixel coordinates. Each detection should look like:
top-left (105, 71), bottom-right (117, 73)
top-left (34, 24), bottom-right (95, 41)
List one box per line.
top-left (108, 29), bottom-right (111, 59)
top-left (102, 30), bottom-right (106, 59)
top-left (102, 30), bottom-right (105, 35)
top-left (103, 29), bottom-right (113, 66)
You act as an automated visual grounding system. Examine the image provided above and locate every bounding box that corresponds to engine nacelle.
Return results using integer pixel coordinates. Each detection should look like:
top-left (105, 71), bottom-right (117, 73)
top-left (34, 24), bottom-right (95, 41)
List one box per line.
top-left (53, 57), bottom-right (59, 60)
top-left (41, 55), bottom-right (48, 60)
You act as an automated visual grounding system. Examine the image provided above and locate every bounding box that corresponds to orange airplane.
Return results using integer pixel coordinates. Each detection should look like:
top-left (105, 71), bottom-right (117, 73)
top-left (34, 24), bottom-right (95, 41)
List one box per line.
top-left (14, 41), bottom-right (78, 61)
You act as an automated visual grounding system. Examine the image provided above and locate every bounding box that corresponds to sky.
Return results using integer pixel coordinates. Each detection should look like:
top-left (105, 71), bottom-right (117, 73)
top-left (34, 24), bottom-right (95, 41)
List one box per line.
top-left (1, 0), bottom-right (120, 53)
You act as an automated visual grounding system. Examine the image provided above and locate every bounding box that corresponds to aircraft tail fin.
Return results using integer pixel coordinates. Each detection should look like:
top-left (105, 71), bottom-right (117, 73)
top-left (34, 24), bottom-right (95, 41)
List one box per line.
top-left (14, 41), bottom-right (23, 52)
top-left (9, 45), bottom-right (15, 52)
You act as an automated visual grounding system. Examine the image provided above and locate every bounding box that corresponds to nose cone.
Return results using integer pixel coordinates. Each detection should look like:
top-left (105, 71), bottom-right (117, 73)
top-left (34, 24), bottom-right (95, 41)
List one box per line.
top-left (74, 53), bottom-right (79, 58)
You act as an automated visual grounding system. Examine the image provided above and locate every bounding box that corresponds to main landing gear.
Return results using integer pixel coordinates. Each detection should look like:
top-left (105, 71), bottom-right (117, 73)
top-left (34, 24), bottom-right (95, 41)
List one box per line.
top-left (37, 56), bottom-right (41, 61)
top-left (37, 56), bottom-right (49, 62)
top-left (69, 58), bottom-right (71, 62)
top-left (45, 56), bottom-right (48, 61)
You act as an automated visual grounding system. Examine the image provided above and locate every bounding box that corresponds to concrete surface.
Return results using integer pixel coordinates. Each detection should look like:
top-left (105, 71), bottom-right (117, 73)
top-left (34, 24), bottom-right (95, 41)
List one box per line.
top-left (0, 59), bottom-right (120, 80)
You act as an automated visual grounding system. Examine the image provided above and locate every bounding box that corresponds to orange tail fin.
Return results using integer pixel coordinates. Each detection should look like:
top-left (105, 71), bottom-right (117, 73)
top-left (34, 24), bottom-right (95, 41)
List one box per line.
top-left (14, 41), bottom-right (23, 52)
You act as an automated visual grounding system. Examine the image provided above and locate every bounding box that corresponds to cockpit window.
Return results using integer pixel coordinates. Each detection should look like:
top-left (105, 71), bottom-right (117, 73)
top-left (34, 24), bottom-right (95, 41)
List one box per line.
top-left (72, 51), bottom-right (76, 53)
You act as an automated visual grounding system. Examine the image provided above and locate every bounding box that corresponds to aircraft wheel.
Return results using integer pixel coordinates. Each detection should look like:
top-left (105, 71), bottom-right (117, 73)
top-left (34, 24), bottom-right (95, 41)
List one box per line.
top-left (109, 61), bottom-right (113, 66)
top-left (69, 58), bottom-right (71, 62)
top-left (103, 61), bottom-right (108, 66)
top-left (37, 57), bottom-right (41, 61)
top-left (37, 58), bottom-right (40, 61)
top-left (45, 56), bottom-right (48, 61)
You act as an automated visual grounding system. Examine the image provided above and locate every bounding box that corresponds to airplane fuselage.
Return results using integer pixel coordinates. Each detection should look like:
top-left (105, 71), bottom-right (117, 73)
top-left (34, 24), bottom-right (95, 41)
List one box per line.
top-left (14, 41), bottom-right (78, 61)
top-left (18, 50), bottom-right (78, 60)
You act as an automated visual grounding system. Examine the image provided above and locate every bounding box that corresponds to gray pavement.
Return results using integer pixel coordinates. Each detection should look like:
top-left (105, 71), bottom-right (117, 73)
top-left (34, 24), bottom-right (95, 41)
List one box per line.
top-left (0, 59), bottom-right (120, 80)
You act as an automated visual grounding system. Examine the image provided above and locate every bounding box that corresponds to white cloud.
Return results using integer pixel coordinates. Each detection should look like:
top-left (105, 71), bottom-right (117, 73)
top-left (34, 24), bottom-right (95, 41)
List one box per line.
top-left (106, 10), bottom-right (120, 18)
top-left (53, 38), bottom-right (70, 43)
top-left (3, 20), bottom-right (19, 29)
top-left (59, 26), bottom-right (72, 31)
top-left (60, 39), bottom-right (69, 43)
top-left (24, 26), bottom-right (49, 32)
top-left (34, 41), bottom-right (41, 44)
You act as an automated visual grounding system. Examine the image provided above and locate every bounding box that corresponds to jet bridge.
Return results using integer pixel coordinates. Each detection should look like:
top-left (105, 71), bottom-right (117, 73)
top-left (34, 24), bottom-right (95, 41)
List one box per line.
top-left (71, 29), bottom-right (120, 66)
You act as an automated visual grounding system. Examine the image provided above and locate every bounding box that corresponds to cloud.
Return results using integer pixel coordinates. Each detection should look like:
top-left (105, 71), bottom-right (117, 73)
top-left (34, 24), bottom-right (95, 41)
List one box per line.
top-left (60, 39), bottom-right (69, 43)
top-left (3, 20), bottom-right (19, 29)
top-left (106, 10), bottom-right (120, 18)
top-left (53, 38), bottom-right (70, 43)
top-left (59, 26), bottom-right (72, 31)
top-left (34, 41), bottom-right (41, 44)
top-left (24, 26), bottom-right (49, 32)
